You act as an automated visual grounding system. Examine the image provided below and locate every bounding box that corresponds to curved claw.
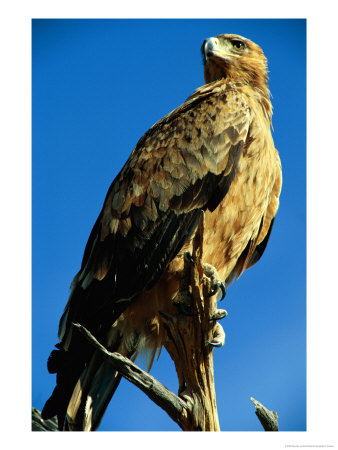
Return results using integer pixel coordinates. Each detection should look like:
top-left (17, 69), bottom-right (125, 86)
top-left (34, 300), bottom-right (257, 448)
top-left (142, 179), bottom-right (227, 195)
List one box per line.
top-left (176, 302), bottom-right (195, 316)
top-left (207, 322), bottom-right (225, 347)
top-left (184, 252), bottom-right (194, 264)
top-left (208, 339), bottom-right (224, 348)
top-left (220, 281), bottom-right (227, 300)
top-left (209, 309), bottom-right (228, 321)
top-left (206, 281), bottom-right (227, 300)
top-left (206, 285), bottom-right (218, 298)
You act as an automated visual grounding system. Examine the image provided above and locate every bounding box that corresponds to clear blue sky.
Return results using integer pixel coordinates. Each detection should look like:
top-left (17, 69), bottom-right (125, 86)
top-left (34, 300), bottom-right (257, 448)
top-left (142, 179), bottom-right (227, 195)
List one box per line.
top-left (32, 18), bottom-right (306, 432)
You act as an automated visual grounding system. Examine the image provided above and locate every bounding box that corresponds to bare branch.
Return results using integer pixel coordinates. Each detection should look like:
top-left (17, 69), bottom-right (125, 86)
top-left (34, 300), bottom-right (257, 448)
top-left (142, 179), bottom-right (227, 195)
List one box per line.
top-left (73, 322), bottom-right (190, 429)
top-left (32, 408), bottom-right (58, 431)
top-left (160, 213), bottom-right (222, 430)
top-left (72, 213), bottom-right (224, 431)
top-left (250, 397), bottom-right (279, 431)
top-left (35, 213), bottom-right (279, 432)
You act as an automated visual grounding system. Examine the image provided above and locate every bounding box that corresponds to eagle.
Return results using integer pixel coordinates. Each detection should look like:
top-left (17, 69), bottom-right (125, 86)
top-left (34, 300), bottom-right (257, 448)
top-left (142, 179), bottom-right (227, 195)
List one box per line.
top-left (41, 34), bottom-right (282, 431)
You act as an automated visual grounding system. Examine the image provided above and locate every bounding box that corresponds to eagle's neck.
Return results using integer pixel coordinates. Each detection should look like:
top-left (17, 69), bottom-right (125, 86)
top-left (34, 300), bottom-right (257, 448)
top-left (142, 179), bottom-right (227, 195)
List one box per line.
top-left (253, 82), bottom-right (272, 123)
top-left (230, 70), bottom-right (272, 122)
top-left (204, 59), bottom-right (272, 122)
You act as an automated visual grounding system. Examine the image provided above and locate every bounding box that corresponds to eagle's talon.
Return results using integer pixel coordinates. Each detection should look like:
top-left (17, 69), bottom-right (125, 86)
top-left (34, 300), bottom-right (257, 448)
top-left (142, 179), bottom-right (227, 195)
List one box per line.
top-left (220, 281), bottom-right (227, 300)
top-left (206, 281), bottom-right (227, 300)
top-left (207, 322), bottom-right (225, 347)
top-left (202, 263), bottom-right (227, 300)
top-left (206, 285), bottom-right (219, 297)
top-left (209, 309), bottom-right (228, 321)
top-left (184, 252), bottom-right (194, 264)
top-left (175, 301), bottom-right (195, 316)
top-left (208, 339), bottom-right (224, 348)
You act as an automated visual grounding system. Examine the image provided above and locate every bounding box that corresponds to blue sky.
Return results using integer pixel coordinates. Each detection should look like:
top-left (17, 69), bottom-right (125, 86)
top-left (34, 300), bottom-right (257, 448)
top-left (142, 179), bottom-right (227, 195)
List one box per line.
top-left (32, 19), bottom-right (306, 432)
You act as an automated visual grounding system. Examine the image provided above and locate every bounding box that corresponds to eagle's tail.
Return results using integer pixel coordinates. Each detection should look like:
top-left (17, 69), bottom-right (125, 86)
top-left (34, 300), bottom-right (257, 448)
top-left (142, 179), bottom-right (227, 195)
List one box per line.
top-left (41, 328), bottom-right (136, 431)
top-left (41, 325), bottom-right (97, 430)
top-left (65, 346), bottom-right (134, 431)
top-left (41, 270), bottom-right (136, 431)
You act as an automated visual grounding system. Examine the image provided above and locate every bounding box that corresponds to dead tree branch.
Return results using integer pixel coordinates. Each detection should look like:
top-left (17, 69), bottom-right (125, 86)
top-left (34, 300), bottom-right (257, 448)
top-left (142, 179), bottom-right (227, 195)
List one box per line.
top-left (159, 213), bottom-right (223, 430)
top-left (34, 213), bottom-right (278, 432)
top-left (32, 407), bottom-right (58, 431)
top-left (74, 213), bottom-right (224, 430)
top-left (250, 397), bottom-right (279, 431)
top-left (73, 322), bottom-right (190, 429)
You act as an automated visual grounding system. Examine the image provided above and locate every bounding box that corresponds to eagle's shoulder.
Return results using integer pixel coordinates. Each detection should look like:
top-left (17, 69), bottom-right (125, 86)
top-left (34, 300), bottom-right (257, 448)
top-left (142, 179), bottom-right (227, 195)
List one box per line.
top-left (102, 80), bottom-right (252, 228)
top-left (75, 80), bottom-right (253, 304)
top-left (133, 79), bottom-right (251, 153)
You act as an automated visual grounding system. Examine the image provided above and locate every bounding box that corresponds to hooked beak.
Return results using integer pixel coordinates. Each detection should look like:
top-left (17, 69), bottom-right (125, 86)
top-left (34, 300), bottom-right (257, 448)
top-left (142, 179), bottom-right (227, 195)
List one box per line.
top-left (202, 37), bottom-right (228, 64)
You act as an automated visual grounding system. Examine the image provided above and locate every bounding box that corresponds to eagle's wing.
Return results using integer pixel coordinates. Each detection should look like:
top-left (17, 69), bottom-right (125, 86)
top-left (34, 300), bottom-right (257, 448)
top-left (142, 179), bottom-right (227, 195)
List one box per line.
top-left (59, 81), bottom-right (251, 342)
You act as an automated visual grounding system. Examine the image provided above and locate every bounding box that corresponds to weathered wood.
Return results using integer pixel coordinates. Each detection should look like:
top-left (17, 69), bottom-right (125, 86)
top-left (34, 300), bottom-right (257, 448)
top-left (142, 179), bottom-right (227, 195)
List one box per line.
top-left (73, 322), bottom-right (190, 429)
top-left (32, 407), bottom-right (58, 431)
top-left (73, 213), bottom-right (224, 431)
top-left (33, 215), bottom-right (280, 432)
top-left (34, 212), bottom-right (226, 431)
top-left (250, 397), bottom-right (279, 431)
top-left (160, 213), bottom-right (223, 431)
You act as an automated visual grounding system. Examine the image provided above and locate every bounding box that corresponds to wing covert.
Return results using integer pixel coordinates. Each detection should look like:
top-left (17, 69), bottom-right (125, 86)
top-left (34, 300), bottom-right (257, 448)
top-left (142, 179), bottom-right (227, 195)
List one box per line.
top-left (69, 81), bottom-right (251, 324)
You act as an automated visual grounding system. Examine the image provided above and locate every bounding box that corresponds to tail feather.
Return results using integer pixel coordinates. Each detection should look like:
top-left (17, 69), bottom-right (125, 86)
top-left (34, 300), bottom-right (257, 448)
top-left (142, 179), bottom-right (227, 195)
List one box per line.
top-left (42, 275), bottom-right (134, 430)
top-left (41, 330), bottom-right (95, 429)
top-left (83, 358), bottom-right (124, 430)
top-left (66, 347), bottom-right (134, 431)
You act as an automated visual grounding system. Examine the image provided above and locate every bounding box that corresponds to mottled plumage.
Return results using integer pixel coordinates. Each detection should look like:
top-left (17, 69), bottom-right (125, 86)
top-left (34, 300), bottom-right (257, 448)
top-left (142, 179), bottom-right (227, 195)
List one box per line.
top-left (42, 34), bottom-right (282, 431)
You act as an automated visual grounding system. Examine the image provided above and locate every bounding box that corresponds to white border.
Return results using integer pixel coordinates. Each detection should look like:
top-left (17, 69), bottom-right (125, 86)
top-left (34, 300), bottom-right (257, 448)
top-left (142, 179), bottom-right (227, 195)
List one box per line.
top-left (1, 1), bottom-right (337, 448)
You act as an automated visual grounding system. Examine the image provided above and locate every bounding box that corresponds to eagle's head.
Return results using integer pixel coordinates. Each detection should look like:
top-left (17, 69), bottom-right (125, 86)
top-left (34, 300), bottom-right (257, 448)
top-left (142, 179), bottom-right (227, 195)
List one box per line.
top-left (202, 34), bottom-right (268, 89)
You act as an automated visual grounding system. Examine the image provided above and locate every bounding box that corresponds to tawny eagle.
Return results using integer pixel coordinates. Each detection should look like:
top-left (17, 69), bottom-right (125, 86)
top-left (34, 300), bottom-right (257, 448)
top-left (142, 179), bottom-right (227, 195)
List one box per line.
top-left (42, 34), bottom-right (282, 431)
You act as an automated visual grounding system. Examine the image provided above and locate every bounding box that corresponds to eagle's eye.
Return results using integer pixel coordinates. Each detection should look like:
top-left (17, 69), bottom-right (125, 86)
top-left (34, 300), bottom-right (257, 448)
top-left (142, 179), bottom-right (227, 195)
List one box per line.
top-left (231, 39), bottom-right (245, 51)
